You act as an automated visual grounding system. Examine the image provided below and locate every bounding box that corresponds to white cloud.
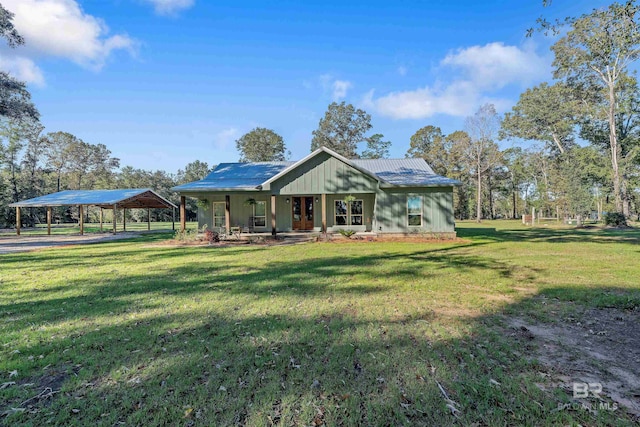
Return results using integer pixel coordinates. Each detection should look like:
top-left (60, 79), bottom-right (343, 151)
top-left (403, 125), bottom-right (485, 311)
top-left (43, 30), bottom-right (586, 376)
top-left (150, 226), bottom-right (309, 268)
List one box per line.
top-left (142, 0), bottom-right (195, 16)
top-left (213, 127), bottom-right (239, 150)
top-left (1, 0), bottom-right (136, 83)
top-left (441, 42), bottom-right (549, 90)
top-left (367, 42), bottom-right (550, 120)
top-left (332, 80), bottom-right (352, 100)
top-left (0, 56), bottom-right (45, 86)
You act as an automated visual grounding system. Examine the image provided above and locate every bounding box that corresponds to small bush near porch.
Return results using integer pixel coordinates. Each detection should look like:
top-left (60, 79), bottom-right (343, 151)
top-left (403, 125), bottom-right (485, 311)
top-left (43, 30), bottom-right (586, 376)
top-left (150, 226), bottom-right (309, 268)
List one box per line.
top-left (1, 221), bottom-right (639, 425)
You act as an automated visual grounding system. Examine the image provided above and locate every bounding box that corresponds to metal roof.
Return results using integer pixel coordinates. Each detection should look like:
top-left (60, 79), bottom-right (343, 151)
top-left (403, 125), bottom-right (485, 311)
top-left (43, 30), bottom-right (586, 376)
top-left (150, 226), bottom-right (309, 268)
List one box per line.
top-left (9, 189), bottom-right (177, 209)
top-left (352, 158), bottom-right (461, 186)
top-left (172, 148), bottom-right (460, 192)
top-left (172, 162), bottom-right (294, 192)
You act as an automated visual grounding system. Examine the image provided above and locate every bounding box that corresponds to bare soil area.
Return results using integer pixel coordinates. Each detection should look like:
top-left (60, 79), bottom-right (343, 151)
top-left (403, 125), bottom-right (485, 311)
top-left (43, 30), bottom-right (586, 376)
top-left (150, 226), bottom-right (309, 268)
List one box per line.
top-left (507, 305), bottom-right (640, 418)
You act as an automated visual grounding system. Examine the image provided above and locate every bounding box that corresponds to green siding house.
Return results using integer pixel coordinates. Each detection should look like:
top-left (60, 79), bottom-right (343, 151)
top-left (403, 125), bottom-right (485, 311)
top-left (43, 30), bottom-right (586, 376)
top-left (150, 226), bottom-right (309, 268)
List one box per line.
top-left (172, 147), bottom-right (460, 236)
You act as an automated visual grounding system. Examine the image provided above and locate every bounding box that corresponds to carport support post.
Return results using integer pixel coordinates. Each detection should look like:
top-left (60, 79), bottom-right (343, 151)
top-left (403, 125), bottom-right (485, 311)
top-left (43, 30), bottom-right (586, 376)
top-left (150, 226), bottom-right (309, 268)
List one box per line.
top-left (123, 208), bottom-right (127, 231)
top-left (79, 205), bottom-right (84, 235)
top-left (47, 207), bottom-right (52, 235)
top-left (147, 208), bottom-right (151, 231)
top-left (180, 196), bottom-right (186, 232)
top-left (99, 208), bottom-right (103, 232)
top-left (112, 204), bottom-right (117, 234)
top-left (15, 206), bottom-right (20, 236)
top-left (271, 195), bottom-right (276, 236)
top-left (172, 207), bottom-right (175, 231)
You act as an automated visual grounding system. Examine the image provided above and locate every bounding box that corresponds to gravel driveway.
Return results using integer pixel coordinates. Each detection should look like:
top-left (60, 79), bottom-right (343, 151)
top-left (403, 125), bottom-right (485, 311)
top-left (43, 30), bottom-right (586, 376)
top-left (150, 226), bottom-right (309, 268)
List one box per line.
top-left (0, 232), bottom-right (147, 254)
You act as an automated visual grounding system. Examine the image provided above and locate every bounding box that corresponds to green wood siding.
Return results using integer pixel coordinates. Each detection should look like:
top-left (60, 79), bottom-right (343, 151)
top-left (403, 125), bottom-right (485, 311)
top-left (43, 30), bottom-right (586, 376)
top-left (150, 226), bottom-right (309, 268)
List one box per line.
top-left (268, 151), bottom-right (378, 195)
top-left (374, 187), bottom-right (454, 233)
top-left (191, 187), bottom-right (454, 234)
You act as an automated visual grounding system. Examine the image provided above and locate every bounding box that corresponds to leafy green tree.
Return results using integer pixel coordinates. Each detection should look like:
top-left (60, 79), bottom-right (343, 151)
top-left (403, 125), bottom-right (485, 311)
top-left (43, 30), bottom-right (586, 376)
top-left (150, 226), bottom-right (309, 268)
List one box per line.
top-left (406, 126), bottom-right (449, 175)
top-left (551, 1), bottom-right (640, 214)
top-left (500, 83), bottom-right (577, 154)
top-left (0, 4), bottom-right (39, 122)
top-left (236, 127), bottom-right (288, 162)
top-left (311, 102), bottom-right (372, 158)
top-left (42, 132), bottom-right (79, 192)
top-left (361, 134), bottom-right (390, 159)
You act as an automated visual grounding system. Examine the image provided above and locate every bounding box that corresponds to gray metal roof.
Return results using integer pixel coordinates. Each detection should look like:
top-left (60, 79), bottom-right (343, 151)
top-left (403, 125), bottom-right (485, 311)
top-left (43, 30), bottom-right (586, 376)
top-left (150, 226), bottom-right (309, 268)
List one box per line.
top-left (9, 189), bottom-right (177, 208)
top-left (352, 158), bottom-right (461, 186)
top-left (172, 150), bottom-right (460, 192)
top-left (172, 162), bottom-right (294, 191)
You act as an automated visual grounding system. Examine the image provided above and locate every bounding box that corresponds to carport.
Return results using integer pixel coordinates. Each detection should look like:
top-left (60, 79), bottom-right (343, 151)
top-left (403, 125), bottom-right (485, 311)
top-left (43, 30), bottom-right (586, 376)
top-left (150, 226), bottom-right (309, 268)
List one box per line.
top-left (9, 189), bottom-right (177, 236)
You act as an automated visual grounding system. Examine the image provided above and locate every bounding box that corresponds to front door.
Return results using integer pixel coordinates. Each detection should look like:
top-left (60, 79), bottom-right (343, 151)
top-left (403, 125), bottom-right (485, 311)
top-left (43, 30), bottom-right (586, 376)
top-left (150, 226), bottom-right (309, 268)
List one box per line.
top-left (292, 196), bottom-right (314, 230)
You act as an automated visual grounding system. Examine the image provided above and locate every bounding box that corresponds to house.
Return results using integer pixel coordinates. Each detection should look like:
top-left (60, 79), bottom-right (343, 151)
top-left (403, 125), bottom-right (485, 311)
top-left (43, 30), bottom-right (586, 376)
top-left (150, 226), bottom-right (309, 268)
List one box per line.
top-left (172, 147), bottom-right (460, 236)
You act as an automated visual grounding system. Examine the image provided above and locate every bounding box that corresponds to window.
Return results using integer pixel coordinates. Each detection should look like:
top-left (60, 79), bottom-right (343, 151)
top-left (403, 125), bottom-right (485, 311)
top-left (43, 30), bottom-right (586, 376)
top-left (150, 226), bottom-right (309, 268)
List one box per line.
top-left (213, 202), bottom-right (226, 228)
top-left (335, 199), bottom-right (364, 226)
top-left (335, 200), bottom-right (348, 225)
top-left (350, 200), bottom-right (363, 225)
top-left (407, 196), bottom-right (423, 227)
top-left (253, 201), bottom-right (266, 227)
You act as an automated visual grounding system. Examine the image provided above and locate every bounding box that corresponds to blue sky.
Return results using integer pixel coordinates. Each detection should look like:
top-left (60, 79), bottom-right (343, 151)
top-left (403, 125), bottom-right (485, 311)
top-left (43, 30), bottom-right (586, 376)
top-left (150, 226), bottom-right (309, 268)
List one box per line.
top-left (1, 0), bottom-right (609, 173)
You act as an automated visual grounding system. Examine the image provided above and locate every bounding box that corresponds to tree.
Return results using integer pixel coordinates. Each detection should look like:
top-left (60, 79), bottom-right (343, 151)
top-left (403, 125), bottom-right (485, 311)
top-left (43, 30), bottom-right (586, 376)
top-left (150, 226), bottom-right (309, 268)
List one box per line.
top-left (311, 102), bottom-right (372, 158)
top-left (462, 104), bottom-right (503, 222)
top-left (361, 134), bottom-right (390, 159)
top-left (500, 82), bottom-right (577, 154)
top-left (406, 126), bottom-right (449, 175)
top-left (235, 127), bottom-right (288, 162)
top-left (0, 3), bottom-right (24, 47)
top-left (551, 1), bottom-right (640, 214)
top-left (42, 131), bottom-right (78, 192)
top-left (0, 4), bottom-right (39, 122)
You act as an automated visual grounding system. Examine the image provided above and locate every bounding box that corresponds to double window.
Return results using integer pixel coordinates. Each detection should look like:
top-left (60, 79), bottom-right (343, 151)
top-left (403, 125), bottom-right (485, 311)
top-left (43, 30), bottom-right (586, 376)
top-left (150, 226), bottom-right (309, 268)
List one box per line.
top-left (407, 196), bottom-right (423, 227)
top-left (253, 201), bottom-right (266, 227)
top-left (335, 199), bottom-right (363, 226)
top-left (213, 202), bottom-right (226, 228)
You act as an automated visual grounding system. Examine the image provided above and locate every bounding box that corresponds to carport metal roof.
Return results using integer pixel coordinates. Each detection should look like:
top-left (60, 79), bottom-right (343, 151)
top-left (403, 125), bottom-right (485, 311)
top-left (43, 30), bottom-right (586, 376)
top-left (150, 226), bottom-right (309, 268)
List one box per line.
top-left (9, 189), bottom-right (177, 209)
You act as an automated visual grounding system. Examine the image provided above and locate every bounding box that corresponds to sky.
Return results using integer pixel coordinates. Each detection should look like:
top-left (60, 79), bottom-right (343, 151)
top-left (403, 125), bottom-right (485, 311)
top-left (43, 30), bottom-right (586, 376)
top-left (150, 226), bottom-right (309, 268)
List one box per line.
top-left (0, 0), bottom-right (612, 173)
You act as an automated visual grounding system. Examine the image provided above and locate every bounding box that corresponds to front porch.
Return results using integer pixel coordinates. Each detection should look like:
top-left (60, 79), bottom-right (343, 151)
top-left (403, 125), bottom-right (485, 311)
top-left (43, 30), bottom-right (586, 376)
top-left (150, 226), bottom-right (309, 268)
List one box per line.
top-left (179, 192), bottom-right (376, 236)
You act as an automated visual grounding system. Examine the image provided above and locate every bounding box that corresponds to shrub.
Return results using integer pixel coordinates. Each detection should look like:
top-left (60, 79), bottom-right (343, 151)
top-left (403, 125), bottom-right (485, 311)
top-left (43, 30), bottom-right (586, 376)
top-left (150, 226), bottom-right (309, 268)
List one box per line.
top-left (604, 212), bottom-right (627, 227)
top-left (337, 229), bottom-right (356, 239)
top-left (174, 228), bottom-right (198, 242)
top-left (204, 228), bottom-right (220, 243)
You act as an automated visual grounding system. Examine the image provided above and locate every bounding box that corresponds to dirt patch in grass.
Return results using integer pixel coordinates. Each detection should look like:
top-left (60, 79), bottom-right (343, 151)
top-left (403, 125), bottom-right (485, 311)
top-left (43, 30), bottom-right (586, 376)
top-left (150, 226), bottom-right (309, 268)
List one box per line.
top-left (506, 306), bottom-right (640, 418)
top-left (1, 364), bottom-right (79, 418)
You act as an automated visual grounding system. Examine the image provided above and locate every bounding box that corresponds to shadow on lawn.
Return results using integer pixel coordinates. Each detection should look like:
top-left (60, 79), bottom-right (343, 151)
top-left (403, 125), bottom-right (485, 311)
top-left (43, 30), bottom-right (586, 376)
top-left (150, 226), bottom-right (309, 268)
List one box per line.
top-left (456, 224), bottom-right (640, 246)
top-left (2, 286), bottom-right (638, 426)
top-left (0, 244), bottom-right (540, 327)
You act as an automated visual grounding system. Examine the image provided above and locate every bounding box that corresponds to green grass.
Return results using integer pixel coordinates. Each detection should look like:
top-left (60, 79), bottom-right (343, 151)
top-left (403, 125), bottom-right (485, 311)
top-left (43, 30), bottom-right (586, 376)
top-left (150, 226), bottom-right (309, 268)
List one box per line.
top-left (0, 221), bottom-right (638, 425)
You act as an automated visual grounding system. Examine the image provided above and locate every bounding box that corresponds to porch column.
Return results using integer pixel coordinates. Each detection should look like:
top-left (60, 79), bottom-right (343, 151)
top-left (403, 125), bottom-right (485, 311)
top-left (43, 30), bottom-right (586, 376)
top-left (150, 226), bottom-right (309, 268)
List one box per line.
top-left (47, 207), bottom-right (52, 235)
top-left (123, 208), bottom-right (127, 231)
top-left (321, 193), bottom-right (327, 233)
top-left (147, 208), bottom-right (151, 231)
top-left (16, 206), bottom-right (21, 236)
top-left (112, 204), bottom-right (117, 234)
top-left (79, 205), bottom-right (84, 235)
top-left (271, 195), bottom-right (277, 236)
top-left (99, 208), bottom-right (103, 232)
top-left (180, 196), bottom-right (186, 232)
top-left (225, 195), bottom-right (231, 231)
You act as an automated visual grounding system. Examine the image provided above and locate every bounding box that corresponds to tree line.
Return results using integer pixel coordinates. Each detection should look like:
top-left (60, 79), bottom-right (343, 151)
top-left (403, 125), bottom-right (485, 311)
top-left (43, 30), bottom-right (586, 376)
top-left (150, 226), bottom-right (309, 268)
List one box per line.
top-left (2, 1), bottom-right (640, 228)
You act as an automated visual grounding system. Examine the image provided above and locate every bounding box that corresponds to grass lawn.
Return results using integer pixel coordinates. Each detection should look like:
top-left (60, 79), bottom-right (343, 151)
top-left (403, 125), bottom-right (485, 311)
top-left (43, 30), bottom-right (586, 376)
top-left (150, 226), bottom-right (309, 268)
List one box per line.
top-left (1, 220), bottom-right (639, 425)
